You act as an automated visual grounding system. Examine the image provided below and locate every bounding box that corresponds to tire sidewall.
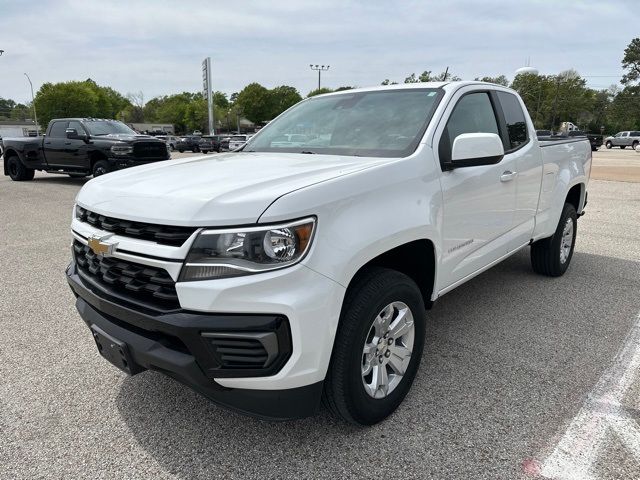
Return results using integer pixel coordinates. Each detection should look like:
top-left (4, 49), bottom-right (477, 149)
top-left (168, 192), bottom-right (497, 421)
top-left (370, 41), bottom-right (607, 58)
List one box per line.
top-left (551, 204), bottom-right (577, 275)
top-left (7, 156), bottom-right (21, 180)
top-left (340, 276), bottom-right (425, 424)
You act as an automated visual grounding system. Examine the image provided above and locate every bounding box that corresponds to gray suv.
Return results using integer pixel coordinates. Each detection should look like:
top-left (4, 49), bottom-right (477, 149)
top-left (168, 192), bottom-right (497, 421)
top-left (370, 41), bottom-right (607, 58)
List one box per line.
top-left (604, 131), bottom-right (640, 149)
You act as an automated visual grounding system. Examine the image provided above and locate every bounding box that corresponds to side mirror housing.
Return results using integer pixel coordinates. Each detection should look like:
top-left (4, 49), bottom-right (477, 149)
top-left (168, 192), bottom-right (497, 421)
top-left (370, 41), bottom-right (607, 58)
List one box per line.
top-left (447, 133), bottom-right (504, 170)
top-left (66, 128), bottom-right (87, 141)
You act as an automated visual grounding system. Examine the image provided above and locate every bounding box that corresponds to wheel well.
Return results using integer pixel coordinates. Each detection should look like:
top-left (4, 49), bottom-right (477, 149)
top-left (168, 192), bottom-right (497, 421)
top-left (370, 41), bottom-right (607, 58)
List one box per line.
top-left (566, 183), bottom-right (583, 212)
top-left (351, 240), bottom-right (436, 308)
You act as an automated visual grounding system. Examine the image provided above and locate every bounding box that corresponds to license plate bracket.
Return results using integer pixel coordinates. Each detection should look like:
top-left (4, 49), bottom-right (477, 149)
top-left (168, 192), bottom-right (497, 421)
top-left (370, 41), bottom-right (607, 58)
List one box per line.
top-left (90, 325), bottom-right (143, 375)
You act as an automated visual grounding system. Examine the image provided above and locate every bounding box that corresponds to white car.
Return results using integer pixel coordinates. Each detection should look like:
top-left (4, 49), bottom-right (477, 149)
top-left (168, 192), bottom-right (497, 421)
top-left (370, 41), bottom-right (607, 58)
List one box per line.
top-left (67, 82), bottom-right (591, 425)
top-left (228, 134), bottom-right (255, 150)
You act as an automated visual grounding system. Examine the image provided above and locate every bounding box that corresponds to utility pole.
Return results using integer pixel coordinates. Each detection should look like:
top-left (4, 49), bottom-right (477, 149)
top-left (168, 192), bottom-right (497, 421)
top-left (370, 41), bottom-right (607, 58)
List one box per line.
top-left (24, 73), bottom-right (39, 134)
top-left (310, 64), bottom-right (330, 90)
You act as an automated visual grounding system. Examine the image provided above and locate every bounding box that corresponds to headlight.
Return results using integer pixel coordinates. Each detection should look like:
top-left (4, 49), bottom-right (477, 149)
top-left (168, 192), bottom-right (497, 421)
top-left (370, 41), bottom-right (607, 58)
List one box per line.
top-left (110, 145), bottom-right (133, 155)
top-left (179, 218), bottom-right (316, 281)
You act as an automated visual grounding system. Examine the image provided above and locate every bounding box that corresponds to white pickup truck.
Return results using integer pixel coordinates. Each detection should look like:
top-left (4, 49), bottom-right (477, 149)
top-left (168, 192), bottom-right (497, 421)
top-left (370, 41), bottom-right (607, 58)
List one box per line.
top-left (66, 81), bottom-right (591, 425)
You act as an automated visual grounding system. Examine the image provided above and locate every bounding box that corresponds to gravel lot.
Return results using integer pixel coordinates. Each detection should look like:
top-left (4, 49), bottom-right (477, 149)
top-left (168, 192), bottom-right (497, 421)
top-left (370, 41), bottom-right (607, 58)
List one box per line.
top-left (1, 152), bottom-right (639, 479)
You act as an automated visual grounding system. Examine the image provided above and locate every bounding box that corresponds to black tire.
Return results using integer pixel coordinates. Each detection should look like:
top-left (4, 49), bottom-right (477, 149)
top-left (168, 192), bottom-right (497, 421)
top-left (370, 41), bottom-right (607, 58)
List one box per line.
top-left (92, 160), bottom-right (110, 177)
top-left (323, 267), bottom-right (426, 425)
top-left (531, 203), bottom-right (577, 277)
top-left (605, 141), bottom-right (612, 149)
top-left (170, 144), bottom-right (175, 151)
top-left (202, 150), bottom-right (209, 154)
top-left (6, 155), bottom-right (35, 181)
top-left (68, 173), bottom-right (88, 178)
top-left (633, 141), bottom-right (639, 150)
top-left (178, 149), bottom-right (184, 153)
top-left (620, 145), bottom-right (626, 149)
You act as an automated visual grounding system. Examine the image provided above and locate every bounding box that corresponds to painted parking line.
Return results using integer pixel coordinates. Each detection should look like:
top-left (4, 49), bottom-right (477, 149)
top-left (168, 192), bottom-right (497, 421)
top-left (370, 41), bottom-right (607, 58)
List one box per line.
top-left (535, 312), bottom-right (640, 479)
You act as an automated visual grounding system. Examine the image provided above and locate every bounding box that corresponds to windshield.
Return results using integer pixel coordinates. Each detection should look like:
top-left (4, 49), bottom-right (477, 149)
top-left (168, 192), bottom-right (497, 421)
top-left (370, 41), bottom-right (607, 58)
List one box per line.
top-left (84, 120), bottom-right (137, 136)
top-left (244, 88), bottom-right (443, 157)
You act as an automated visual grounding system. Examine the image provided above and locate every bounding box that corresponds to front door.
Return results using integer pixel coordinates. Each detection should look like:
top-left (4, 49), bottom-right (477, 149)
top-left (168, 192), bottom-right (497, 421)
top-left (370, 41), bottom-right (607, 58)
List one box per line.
top-left (436, 90), bottom-right (518, 292)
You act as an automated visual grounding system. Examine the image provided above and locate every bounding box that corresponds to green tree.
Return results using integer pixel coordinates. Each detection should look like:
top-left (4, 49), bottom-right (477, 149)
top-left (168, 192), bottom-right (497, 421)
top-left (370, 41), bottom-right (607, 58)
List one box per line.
top-left (621, 37), bottom-right (640, 85)
top-left (307, 87), bottom-right (333, 97)
top-left (268, 85), bottom-right (302, 118)
top-left (475, 75), bottom-right (509, 86)
top-left (235, 83), bottom-right (273, 123)
top-left (34, 81), bottom-right (100, 125)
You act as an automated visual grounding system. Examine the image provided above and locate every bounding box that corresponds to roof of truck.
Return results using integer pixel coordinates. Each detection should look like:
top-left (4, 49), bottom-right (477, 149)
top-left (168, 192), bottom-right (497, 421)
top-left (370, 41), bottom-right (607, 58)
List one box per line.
top-left (313, 81), bottom-right (512, 98)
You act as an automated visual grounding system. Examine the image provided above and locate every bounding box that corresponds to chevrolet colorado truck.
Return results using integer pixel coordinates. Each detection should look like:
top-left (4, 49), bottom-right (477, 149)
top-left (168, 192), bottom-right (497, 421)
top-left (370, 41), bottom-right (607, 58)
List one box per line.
top-left (66, 82), bottom-right (591, 425)
top-left (2, 118), bottom-right (170, 180)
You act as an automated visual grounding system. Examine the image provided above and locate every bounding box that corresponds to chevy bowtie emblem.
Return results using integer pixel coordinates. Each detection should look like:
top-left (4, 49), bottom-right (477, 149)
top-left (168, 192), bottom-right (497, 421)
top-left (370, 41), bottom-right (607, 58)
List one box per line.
top-left (87, 235), bottom-right (118, 257)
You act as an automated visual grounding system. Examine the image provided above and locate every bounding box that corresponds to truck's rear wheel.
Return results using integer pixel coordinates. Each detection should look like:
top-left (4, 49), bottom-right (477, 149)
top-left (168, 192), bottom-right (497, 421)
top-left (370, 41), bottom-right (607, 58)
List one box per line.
top-left (531, 203), bottom-right (577, 277)
top-left (92, 160), bottom-right (110, 177)
top-left (633, 141), bottom-right (639, 150)
top-left (323, 267), bottom-right (425, 425)
top-left (620, 145), bottom-right (626, 149)
top-left (6, 155), bottom-right (35, 181)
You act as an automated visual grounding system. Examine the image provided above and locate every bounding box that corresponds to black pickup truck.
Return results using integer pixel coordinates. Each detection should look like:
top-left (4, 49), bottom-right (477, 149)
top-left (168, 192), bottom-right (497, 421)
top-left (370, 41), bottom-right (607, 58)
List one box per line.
top-left (2, 118), bottom-right (170, 181)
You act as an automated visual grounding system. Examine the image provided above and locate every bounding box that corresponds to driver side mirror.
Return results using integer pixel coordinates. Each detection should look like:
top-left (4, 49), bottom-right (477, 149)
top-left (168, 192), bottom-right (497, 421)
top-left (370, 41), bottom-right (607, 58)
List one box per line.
top-left (66, 128), bottom-right (87, 141)
top-left (446, 133), bottom-right (504, 170)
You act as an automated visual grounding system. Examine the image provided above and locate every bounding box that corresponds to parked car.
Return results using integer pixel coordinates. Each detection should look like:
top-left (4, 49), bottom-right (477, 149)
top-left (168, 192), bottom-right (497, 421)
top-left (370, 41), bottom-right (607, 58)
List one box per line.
top-left (155, 135), bottom-right (179, 151)
top-left (199, 135), bottom-right (221, 153)
top-left (228, 134), bottom-right (251, 150)
top-left (176, 136), bottom-right (201, 153)
top-left (219, 136), bottom-right (231, 151)
top-left (67, 82), bottom-right (590, 424)
top-left (604, 131), bottom-right (640, 149)
top-left (3, 118), bottom-right (170, 180)
top-left (562, 130), bottom-right (603, 151)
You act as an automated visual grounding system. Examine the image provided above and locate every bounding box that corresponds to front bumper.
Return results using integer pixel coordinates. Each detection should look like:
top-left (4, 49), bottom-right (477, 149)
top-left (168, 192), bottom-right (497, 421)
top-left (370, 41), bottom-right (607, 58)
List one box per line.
top-left (66, 263), bottom-right (325, 420)
top-left (108, 155), bottom-right (170, 169)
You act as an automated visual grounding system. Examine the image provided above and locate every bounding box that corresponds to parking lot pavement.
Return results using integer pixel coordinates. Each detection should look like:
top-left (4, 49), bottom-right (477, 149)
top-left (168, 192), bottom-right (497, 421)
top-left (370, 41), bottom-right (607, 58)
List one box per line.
top-left (591, 147), bottom-right (640, 182)
top-left (1, 171), bottom-right (639, 479)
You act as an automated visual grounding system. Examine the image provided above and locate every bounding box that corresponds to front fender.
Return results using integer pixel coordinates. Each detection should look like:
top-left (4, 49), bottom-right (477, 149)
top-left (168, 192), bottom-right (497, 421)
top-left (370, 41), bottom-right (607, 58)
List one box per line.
top-left (258, 150), bottom-right (443, 294)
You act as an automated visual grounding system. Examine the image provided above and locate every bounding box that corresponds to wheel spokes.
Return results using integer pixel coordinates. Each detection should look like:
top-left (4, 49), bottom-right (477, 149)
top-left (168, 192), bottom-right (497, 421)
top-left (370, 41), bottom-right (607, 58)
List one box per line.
top-left (388, 306), bottom-right (413, 339)
top-left (388, 344), bottom-right (412, 375)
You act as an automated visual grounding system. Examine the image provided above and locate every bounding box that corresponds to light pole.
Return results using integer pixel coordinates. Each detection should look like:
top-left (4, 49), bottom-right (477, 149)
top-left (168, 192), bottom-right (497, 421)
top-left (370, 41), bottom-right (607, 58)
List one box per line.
top-left (24, 73), bottom-right (39, 134)
top-left (309, 64), bottom-right (330, 90)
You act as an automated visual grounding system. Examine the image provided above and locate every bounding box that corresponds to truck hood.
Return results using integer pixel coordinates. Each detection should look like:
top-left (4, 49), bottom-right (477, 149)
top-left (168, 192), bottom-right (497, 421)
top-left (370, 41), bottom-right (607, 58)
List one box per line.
top-left (76, 152), bottom-right (387, 226)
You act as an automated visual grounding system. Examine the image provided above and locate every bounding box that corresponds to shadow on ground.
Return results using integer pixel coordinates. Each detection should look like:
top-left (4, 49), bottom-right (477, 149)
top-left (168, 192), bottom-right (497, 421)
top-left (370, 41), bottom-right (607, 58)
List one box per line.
top-left (115, 250), bottom-right (640, 479)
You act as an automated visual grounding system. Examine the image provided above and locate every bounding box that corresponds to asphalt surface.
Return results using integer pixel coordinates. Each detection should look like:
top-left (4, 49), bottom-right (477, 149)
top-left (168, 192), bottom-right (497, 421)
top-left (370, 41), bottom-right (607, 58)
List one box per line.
top-left (1, 153), bottom-right (639, 479)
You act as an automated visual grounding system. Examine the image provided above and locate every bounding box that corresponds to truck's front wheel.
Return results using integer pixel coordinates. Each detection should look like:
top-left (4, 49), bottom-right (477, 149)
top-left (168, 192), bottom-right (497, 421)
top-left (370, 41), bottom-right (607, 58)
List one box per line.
top-left (323, 267), bottom-right (425, 425)
top-left (6, 155), bottom-right (35, 181)
top-left (92, 160), bottom-right (110, 177)
top-left (606, 141), bottom-right (612, 149)
top-left (531, 203), bottom-right (577, 277)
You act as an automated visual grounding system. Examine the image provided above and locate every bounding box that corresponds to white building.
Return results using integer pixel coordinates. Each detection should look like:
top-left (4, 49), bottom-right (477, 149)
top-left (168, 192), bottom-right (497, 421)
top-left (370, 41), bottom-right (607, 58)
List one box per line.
top-left (0, 120), bottom-right (39, 138)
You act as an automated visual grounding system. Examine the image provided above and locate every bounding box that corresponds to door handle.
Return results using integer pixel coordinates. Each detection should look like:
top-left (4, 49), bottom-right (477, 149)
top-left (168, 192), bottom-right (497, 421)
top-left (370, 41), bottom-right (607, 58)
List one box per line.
top-left (500, 171), bottom-right (518, 182)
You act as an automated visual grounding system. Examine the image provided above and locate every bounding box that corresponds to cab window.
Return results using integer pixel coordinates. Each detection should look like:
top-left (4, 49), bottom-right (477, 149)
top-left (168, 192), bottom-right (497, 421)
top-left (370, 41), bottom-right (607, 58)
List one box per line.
top-left (496, 92), bottom-right (528, 151)
top-left (438, 92), bottom-right (499, 165)
top-left (48, 121), bottom-right (67, 138)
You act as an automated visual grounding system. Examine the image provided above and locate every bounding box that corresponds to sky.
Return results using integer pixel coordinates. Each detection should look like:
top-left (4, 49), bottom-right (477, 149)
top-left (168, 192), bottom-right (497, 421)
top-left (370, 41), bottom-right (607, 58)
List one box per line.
top-left (0, 0), bottom-right (637, 104)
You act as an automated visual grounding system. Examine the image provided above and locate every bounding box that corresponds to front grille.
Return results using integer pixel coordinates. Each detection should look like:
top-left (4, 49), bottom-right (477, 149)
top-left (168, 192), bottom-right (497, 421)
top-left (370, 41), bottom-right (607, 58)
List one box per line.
top-left (203, 332), bottom-right (278, 369)
top-left (73, 240), bottom-right (179, 310)
top-left (133, 141), bottom-right (167, 159)
top-left (76, 206), bottom-right (196, 246)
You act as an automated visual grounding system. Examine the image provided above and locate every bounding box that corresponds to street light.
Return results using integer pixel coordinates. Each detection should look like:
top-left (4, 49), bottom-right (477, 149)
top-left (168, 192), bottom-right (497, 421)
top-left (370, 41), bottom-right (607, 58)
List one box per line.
top-left (24, 73), bottom-right (39, 134)
top-left (309, 64), bottom-right (330, 90)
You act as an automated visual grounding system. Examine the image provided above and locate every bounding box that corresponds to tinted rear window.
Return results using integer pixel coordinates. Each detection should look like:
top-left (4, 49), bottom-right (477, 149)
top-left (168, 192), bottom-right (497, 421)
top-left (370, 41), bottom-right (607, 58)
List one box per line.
top-left (497, 92), bottom-right (528, 150)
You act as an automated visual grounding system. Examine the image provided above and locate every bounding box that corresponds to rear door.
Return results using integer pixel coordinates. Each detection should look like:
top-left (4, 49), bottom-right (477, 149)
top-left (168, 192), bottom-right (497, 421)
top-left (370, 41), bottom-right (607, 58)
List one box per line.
top-left (436, 88), bottom-right (518, 290)
top-left (42, 120), bottom-right (69, 165)
top-left (494, 91), bottom-right (541, 250)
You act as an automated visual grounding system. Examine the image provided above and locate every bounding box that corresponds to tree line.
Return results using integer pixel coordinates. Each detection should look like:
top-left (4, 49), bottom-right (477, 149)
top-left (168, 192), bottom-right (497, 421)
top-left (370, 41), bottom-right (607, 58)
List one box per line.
top-left (1, 37), bottom-right (638, 134)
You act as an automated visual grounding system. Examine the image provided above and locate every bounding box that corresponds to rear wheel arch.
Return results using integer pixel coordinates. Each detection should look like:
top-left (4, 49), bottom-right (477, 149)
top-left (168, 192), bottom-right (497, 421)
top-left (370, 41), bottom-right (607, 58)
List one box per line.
top-left (565, 183), bottom-right (585, 213)
top-left (3, 148), bottom-right (21, 174)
